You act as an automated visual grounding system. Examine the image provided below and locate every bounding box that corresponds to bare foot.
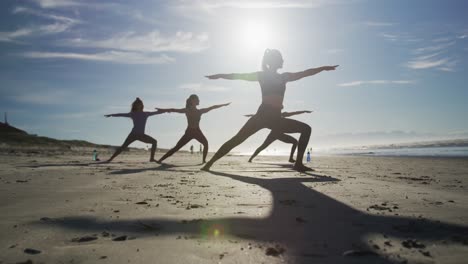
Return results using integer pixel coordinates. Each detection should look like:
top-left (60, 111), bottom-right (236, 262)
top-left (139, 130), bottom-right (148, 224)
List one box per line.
top-left (293, 164), bottom-right (314, 172)
top-left (248, 159), bottom-right (253, 163)
top-left (200, 164), bottom-right (211, 171)
top-left (288, 158), bottom-right (295, 163)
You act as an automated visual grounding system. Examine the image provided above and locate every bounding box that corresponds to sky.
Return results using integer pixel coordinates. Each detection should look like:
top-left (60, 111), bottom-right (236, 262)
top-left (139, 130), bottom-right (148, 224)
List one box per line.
top-left (1, 0), bottom-right (467, 152)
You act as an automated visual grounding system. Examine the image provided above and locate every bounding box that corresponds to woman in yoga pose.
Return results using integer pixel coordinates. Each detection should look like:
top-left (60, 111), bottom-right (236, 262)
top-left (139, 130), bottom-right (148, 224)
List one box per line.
top-left (202, 49), bottom-right (338, 171)
top-left (156, 94), bottom-right (230, 164)
top-left (245, 110), bottom-right (312, 163)
top-left (104, 97), bottom-right (162, 163)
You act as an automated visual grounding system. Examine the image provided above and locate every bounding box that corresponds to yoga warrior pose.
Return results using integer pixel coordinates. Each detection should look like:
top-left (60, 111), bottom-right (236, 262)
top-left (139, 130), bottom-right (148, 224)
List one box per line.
top-left (202, 49), bottom-right (338, 172)
top-left (156, 94), bottom-right (230, 164)
top-left (104, 97), bottom-right (162, 163)
top-left (245, 110), bottom-right (312, 163)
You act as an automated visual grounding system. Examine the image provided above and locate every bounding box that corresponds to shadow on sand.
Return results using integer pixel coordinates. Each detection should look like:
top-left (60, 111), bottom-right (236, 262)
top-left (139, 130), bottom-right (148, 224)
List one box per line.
top-left (34, 169), bottom-right (468, 263)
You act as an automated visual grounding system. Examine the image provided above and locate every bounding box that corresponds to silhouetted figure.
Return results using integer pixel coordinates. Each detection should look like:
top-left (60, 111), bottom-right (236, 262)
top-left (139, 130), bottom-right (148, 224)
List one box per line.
top-left (190, 145), bottom-right (194, 154)
top-left (306, 150), bottom-right (311, 162)
top-left (202, 49), bottom-right (338, 172)
top-left (92, 149), bottom-right (100, 161)
top-left (156, 94), bottom-right (230, 164)
top-left (104, 98), bottom-right (162, 163)
top-left (199, 144), bottom-right (202, 155)
top-left (246, 110), bottom-right (313, 163)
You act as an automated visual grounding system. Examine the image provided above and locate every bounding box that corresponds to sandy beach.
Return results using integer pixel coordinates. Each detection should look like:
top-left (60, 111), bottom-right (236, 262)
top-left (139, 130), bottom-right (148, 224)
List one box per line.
top-left (1, 149), bottom-right (468, 264)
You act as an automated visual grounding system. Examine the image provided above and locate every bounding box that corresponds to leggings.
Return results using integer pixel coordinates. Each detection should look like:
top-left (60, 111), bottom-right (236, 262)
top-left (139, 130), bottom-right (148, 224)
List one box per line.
top-left (249, 132), bottom-right (298, 162)
top-left (159, 127), bottom-right (209, 163)
top-left (205, 104), bottom-right (311, 167)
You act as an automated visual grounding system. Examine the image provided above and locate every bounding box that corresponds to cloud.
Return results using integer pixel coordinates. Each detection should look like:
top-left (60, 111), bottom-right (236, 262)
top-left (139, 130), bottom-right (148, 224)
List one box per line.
top-left (365, 21), bottom-right (396, 27)
top-left (31, 0), bottom-right (87, 8)
top-left (338, 80), bottom-right (415, 87)
top-left (13, 6), bottom-right (81, 24)
top-left (413, 41), bottom-right (455, 54)
top-left (175, 0), bottom-right (337, 9)
top-left (9, 89), bottom-right (70, 105)
top-left (0, 28), bottom-right (33, 42)
top-left (20, 51), bottom-right (175, 64)
top-left (0, 6), bottom-right (79, 43)
top-left (179, 83), bottom-right (229, 92)
top-left (62, 31), bottom-right (209, 53)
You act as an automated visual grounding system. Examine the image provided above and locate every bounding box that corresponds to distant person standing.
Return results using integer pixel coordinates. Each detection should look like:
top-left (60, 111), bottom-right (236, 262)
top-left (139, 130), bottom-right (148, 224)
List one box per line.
top-left (199, 144), bottom-right (202, 155)
top-left (156, 94), bottom-right (230, 164)
top-left (306, 150), bottom-right (311, 162)
top-left (104, 98), bottom-right (162, 163)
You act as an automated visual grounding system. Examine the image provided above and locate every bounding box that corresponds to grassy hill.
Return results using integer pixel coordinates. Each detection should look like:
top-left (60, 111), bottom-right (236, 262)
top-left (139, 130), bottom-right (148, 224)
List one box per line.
top-left (0, 122), bottom-right (113, 150)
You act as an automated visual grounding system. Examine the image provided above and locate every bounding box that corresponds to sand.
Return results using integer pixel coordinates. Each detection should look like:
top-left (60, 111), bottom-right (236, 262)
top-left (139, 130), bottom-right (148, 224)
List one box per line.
top-left (1, 149), bottom-right (468, 263)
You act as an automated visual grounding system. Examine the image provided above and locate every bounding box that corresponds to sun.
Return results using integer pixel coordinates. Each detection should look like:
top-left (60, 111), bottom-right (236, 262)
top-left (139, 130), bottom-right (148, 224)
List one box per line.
top-left (237, 20), bottom-right (272, 52)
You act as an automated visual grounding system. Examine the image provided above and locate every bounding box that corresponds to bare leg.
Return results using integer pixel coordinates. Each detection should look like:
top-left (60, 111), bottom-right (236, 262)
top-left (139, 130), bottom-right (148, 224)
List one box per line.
top-left (138, 134), bottom-right (158, 162)
top-left (107, 134), bottom-right (137, 162)
top-left (202, 117), bottom-right (265, 171)
top-left (276, 134), bottom-right (298, 163)
top-left (273, 118), bottom-right (311, 171)
top-left (248, 132), bottom-right (278, 162)
top-left (158, 133), bottom-right (192, 163)
top-left (194, 131), bottom-right (209, 163)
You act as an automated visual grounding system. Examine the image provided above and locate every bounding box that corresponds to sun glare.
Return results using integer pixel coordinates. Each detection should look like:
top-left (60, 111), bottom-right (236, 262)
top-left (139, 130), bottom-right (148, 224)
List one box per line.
top-left (238, 20), bottom-right (272, 52)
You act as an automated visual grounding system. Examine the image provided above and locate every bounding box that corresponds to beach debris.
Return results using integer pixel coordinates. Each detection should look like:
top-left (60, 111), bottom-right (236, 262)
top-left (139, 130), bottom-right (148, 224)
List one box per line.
top-left (16, 180), bottom-right (29, 183)
top-left (343, 249), bottom-right (378, 257)
top-left (419, 250), bottom-right (432, 257)
top-left (401, 239), bottom-right (425, 249)
top-left (23, 248), bottom-right (41, 255)
top-left (39, 217), bottom-right (53, 222)
top-left (71, 236), bottom-right (98, 243)
top-left (265, 245), bottom-right (285, 257)
top-left (100, 256), bottom-right (107, 259)
top-left (219, 252), bottom-right (227, 259)
top-left (101, 231), bottom-right (110, 237)
top-left (135, 201), bottom-right (148, 205)
top-left (112, 235), bottom-right (128, 241)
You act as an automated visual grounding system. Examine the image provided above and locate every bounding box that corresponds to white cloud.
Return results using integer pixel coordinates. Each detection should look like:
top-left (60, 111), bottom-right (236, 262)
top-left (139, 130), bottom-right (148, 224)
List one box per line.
top-left (9, 89), bottom-right (70, 105)
top-left (0, 28), bottom-right (33, 42)
top-left (413, 41), bottom-right (455, 54)
top-left (13, 6), bottom-right (81, 24)
top-left (179, 83), bottom-right (229, 92)
top-left (32, 0), bottom-right (86, 8)
top-left (0, 6), bottom-right (79, 42)
top-left (406, 56), bottom-right (457, 71)
top-left (338, 80), bottom-right (415, 87)
top-left (20, 51), bottom-right (175, 64)
top-left (175, 0), bottom-right (336, 9)
top-left (62, 31), bottom-right (210, 53)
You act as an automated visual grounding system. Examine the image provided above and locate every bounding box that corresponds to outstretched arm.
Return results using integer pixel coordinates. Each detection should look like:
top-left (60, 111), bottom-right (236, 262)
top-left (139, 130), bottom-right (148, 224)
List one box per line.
top-left (146, 110), bottom-right (166, 116)
top-left (283, 65), bottom-right (339, 82)
top-left (201, 103), bottom-right (231, 114)
top-left (154, 108), bottom-right (186, 114)
top-left (104, 113), bottom-right (131, 118)
top-left (205, 72), bottom-right (258, 82)
top-left (282, 110), bottom-right (313, 118)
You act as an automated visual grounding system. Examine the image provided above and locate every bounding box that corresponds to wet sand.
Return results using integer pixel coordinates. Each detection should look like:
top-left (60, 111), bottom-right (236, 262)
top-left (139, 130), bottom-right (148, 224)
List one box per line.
top-left (1, 150), bottom-right (468, 263)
